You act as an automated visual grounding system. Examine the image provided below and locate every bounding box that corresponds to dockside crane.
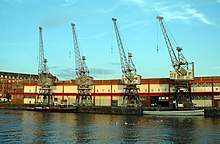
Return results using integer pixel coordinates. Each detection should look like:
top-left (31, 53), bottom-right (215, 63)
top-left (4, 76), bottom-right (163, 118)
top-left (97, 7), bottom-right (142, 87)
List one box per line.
top-left (112, 18), bottom-right (142, 107)
top-left (71, 23), bottom-right (93, 106)
top-left (156, 16), bottom-right (194, 108)
top-left (37, 27), bottom-right (56, 106)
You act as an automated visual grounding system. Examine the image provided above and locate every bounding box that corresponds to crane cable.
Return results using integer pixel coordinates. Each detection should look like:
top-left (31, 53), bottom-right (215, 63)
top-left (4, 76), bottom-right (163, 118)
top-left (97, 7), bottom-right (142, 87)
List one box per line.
top-left (111, 26), bottom-right (114, 54)
top-left (156, 19), bottom-right (159, 54)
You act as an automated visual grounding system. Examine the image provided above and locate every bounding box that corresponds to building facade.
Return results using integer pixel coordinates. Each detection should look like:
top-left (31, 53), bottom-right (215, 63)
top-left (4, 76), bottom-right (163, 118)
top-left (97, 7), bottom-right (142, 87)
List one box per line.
top-left (0, 72), bottom-right (38, 103)
top-left (23, 77), bottom-right (220, 108)
top-left (1, 71), bottom-right (220, 108)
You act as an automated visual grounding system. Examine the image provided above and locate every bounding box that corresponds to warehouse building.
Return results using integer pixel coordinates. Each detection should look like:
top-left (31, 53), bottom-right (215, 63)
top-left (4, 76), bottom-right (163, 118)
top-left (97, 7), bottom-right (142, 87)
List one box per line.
top-left (1, 71), bottom-right (220, 108)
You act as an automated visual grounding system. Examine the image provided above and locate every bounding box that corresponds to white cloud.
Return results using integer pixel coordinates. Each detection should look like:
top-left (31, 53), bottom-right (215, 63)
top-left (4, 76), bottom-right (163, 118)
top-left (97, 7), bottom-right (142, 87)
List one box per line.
top-left (186, 8), bottom-right (214, 25)
top-left (153, 2), bottom-right (214, 25)
top-left (120, 0), bottom-right (214, 25)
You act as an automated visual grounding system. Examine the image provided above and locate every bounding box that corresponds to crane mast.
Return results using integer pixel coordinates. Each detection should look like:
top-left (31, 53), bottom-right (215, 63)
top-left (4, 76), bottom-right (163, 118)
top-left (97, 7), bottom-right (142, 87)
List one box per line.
top-left (71, 23), bottom-right (93, 106)
top-left (112, 18), bottom-right (142, 107)
top-left (156, 16), bottom-right (194, 109)
top-left (37, 27), bottom-right (55, 106)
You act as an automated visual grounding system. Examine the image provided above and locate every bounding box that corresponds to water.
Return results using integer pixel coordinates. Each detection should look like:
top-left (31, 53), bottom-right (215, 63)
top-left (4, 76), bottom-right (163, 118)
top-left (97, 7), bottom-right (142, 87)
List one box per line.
top-left (0, 110), bottom-right (220, 144)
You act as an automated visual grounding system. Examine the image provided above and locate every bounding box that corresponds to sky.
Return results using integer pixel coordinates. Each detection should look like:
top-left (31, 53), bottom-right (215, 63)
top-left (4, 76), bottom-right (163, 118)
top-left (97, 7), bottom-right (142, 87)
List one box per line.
top-left (0, 0), bottom-right (220, 80)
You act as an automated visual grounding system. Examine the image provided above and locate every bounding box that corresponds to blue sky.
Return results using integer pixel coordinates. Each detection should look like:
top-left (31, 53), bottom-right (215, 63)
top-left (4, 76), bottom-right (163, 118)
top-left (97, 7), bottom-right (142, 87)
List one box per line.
top-left (0, 0), bottom-right (220, 80)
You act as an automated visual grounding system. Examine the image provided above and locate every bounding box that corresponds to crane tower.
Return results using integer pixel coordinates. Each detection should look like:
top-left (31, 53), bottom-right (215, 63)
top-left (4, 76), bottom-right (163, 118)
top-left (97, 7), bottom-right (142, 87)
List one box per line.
top-left (37, 27), bottom-right (55, 106)
top-left (156, 16), bottom-right (194, 109)
top-left (71, 23), bottom-right (93, 106)
top-left (112, 18), bottom-right (142, 107)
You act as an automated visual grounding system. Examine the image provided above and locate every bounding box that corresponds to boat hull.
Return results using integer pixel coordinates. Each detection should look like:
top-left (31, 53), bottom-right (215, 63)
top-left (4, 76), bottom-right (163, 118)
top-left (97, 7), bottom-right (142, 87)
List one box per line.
top-left (143, 109), bottom-right (204, 116)
top-left (27, 106), bottom-right (61, 112)
top-left (27, 106), bottom-right (77, 112)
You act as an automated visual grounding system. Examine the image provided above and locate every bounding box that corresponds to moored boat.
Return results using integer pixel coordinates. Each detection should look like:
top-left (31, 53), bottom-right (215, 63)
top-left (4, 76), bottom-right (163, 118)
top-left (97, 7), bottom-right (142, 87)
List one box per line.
top-left (27, 105), bottom-right (77, 112)
top-left (27, 106), bottom-right (61, 112)
top-left (143, 109), bottom-right (204, 116)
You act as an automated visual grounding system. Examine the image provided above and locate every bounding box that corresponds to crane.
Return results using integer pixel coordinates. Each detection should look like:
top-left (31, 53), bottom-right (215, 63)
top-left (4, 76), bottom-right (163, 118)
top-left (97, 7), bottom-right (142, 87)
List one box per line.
top-left (112, 18), bottom-right (142, 107)
top-left (37, 27), bottom-right (55, 106)
top-left (71, 23), bottom-right (93, 106)
top-left (156, 16), bottom-right (194, 109)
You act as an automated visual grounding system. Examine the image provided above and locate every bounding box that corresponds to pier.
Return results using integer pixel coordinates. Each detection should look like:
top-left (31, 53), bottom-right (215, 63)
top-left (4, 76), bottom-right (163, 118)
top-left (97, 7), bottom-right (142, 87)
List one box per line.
top-left (1, 103), bottom-right (220, 117)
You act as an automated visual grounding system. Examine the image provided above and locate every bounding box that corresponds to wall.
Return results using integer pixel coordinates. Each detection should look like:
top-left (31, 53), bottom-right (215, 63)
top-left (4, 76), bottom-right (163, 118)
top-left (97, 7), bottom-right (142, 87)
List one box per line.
top-left (24, 86), bottom-right (36, 93)
top-left (21, 77), bottom-right (220, 107)
top-left (150, 84), bottom-right (169, 93)
top-left (192, 100), bottom-right (212, 107)
top-left (24, 98), bottom-right (35, 104)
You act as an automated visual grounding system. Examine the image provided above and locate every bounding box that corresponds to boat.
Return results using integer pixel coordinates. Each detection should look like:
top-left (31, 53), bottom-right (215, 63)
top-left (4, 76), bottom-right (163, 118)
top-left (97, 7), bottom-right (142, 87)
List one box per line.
top-left (27, 106), bottom-right (61, 112)
top-left (143, 109), bottom-right (204, 116)
top-left (27, 106), bottom-right (77, 112)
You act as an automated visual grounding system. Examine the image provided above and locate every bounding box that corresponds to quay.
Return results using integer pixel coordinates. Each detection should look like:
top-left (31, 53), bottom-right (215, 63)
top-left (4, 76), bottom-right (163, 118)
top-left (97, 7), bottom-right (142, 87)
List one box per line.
top-left (1, 103), bottom-right (220, 117)
top-left (0, 103), bottom-right (142, 115)
top-left (204, 108), bottom-right (220, 117)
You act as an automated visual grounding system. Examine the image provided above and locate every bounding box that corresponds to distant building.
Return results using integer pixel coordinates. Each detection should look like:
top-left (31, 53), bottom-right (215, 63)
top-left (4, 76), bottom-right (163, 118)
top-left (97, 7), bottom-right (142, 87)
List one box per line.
top-left (0, 71), bottom-right (38, 103)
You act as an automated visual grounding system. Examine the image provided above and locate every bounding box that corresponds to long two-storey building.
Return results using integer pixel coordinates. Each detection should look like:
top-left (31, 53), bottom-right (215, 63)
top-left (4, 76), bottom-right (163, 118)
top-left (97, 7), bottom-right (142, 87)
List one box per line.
top-left (1, 71), bottom-right (220, 108)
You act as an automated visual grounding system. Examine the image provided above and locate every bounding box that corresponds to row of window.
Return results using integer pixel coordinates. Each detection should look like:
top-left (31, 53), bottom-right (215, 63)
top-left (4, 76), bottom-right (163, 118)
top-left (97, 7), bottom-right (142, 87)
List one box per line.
top-left (192, 96), bottom-right (212, 100)
top-left (0, 75), bottom-right (37, 80)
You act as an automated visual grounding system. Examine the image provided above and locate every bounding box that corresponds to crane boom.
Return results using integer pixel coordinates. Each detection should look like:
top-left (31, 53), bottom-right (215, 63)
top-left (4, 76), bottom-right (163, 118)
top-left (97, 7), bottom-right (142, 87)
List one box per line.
top-left (38, 27), bottom-right (48, 75)
top-left (156, 16), bottom-right (177, 66)
top-left (112, 18), bottom-right (128, 74)
top-left (71, 23), bottom-right (89, 78)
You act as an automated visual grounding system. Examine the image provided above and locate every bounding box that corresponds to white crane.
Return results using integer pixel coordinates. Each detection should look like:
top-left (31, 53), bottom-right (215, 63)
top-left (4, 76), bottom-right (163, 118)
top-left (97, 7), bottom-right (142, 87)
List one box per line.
top-left (71, 23), bottom-right (93, 106)
top-left (112, 18), bottom-right (142, 107)
top-left (157, 16), bottom-right (194, 108)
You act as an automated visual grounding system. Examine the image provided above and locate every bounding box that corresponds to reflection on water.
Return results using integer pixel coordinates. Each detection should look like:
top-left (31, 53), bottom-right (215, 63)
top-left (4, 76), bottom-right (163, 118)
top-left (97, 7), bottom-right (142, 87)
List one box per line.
top-left (0, 110), bottom-right (220, 143)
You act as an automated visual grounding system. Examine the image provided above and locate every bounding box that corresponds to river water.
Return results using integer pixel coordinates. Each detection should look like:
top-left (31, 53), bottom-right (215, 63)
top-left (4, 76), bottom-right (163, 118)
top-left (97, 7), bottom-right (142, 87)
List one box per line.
top-left (0, 110), bottom-right (220, 144)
